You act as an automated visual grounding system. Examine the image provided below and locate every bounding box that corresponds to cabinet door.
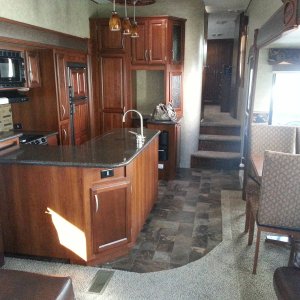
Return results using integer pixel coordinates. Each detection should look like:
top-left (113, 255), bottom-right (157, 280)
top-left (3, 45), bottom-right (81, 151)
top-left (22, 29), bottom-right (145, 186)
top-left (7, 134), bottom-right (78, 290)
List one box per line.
top-left (169, 71), bottom-right (183, 113)
top-left (59, 120), bottom-right (71, 145)
top-left (98, 23), bottom-right (125, 53)
top-left (99, 55), bottom-right (127, 133)
top-left (56, 53), bottom-right (70, 121)
top-left (73, 100), bottom-right (90, 145)
top-left (91, 181), bottom-right (131, 253)
top-left (69, 68), bottom-right (87, 98)
top-left (131, 20), bottom-right (148, 65)
top-left (148, 19), bottom-right (167, 64)
top-left (26, 51), bottom-right (41, 88)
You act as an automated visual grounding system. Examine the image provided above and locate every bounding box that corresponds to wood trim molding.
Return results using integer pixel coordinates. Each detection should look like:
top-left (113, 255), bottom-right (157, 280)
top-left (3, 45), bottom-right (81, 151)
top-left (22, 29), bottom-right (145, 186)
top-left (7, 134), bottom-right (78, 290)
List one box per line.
top-left (0, 17), bottom-right (88, 52)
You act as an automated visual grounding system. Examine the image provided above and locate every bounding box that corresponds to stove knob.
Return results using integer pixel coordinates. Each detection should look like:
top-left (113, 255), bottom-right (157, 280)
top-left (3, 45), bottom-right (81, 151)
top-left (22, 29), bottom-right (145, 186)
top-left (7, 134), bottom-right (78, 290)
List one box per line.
top-left (34, 140), bottom-right (40, 145)
top-left (41, 138), bottom-right (46, 143)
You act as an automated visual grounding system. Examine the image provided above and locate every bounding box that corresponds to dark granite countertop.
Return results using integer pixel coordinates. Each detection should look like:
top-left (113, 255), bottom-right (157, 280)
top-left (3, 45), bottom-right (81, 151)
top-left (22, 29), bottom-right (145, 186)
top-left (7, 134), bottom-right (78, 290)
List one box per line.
top-left (0, 128), bottom-right (160, 168)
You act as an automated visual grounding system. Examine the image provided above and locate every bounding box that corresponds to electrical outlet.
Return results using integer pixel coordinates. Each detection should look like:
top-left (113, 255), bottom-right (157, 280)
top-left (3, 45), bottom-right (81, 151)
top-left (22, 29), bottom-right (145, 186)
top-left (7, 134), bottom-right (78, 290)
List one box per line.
top-left (14, 123), bottom-right (22, 129)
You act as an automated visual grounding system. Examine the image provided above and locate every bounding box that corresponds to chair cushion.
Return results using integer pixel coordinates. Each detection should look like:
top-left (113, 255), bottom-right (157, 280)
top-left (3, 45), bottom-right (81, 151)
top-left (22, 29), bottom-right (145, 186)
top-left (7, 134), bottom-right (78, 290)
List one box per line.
top-left (0, 269), bottom-right (75, 300)
top-left (273, 267), bottom-right (300, 300)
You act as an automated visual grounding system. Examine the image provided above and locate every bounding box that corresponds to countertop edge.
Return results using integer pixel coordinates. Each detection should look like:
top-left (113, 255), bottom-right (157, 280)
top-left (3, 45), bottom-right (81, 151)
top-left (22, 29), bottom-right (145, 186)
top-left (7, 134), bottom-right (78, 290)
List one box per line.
top-left (0, 129), bottom-right (160, 168)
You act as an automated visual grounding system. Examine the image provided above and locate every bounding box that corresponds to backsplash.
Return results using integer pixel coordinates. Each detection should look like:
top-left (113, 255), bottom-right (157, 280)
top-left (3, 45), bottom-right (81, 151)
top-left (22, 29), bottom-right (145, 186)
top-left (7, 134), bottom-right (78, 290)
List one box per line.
top-left (0, 104), bottom-right (13, 131)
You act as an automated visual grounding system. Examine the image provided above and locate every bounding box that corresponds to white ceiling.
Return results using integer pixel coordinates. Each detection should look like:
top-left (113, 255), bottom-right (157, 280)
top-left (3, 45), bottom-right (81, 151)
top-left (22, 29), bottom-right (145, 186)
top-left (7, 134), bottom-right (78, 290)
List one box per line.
top-left (203, 0), bottom-right (251, 39)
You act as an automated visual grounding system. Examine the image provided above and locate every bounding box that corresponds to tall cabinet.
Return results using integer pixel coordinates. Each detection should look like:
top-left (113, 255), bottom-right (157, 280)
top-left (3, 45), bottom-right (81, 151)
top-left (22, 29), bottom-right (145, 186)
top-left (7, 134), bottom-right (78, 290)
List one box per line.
top-left (90, 19), bottom-right (132, 134)
top-left (90, 16), bottom-right (186, 136)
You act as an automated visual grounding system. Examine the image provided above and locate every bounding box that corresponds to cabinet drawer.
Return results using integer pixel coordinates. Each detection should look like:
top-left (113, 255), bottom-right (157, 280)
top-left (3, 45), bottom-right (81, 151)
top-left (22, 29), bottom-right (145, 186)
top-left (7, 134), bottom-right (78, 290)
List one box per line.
top-left (88, 167), bottom-right (125, 183)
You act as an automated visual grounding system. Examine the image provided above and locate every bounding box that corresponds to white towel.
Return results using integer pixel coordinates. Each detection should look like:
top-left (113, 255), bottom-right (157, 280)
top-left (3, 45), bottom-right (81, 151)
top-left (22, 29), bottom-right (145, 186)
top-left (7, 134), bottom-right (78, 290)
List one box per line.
top-left (0, 97), bottom-right (9, 105)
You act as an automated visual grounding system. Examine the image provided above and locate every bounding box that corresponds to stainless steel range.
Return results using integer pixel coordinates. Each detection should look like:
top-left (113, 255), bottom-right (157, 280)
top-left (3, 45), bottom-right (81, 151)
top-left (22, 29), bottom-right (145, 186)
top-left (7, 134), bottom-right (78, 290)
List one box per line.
top-left (19, 134), bottom-right (48, 145)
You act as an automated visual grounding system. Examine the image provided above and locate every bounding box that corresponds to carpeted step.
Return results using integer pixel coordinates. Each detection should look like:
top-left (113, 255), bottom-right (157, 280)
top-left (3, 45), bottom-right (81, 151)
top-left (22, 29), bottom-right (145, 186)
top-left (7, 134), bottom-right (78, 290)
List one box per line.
top-left (200, 123), bottom-right (241, 136)
top-left (191, 150), bottom-right (241, 169)
top-left (199, 134), bottom-right (241, 152)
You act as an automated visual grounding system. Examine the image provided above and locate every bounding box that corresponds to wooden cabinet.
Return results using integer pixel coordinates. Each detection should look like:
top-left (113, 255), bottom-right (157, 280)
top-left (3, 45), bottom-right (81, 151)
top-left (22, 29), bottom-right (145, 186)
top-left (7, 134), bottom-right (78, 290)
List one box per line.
top-left (59, 120), bottom-right (71, 145)
top-left (98, 55), bottom-right (128, 133)
top-left (56, 53), bottom-right (70, 122)
top-left (73, 100), bottom-right (89, 145)
top-left (0, 134), bottom-right (159, 266)
top-left (90, 16), bottom-right (185, 133)
top-left (90, 18), bottom-right (131, 135)
top-left (132, 18), bottom-right (167, 65)
top-left (26, 51), bottom-right (41, 88)
top-left (69, 67), bottom-right (87, 98)
top-left (96, 22), bottom-right (126, 53)
top-left (91, 180), bottom-right (131, 254)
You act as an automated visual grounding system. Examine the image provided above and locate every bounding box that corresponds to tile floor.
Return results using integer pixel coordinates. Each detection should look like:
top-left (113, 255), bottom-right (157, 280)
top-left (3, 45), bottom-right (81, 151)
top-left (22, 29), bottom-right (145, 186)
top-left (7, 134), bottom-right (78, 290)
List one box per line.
top-left (100, 168), bottom-right (241, 273)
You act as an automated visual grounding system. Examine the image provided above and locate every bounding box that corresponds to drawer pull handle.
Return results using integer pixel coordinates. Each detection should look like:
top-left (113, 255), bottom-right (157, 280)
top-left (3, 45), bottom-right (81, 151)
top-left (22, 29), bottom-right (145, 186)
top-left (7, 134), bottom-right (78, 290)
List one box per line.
top-left (95, 194), bottom-right (99, 212)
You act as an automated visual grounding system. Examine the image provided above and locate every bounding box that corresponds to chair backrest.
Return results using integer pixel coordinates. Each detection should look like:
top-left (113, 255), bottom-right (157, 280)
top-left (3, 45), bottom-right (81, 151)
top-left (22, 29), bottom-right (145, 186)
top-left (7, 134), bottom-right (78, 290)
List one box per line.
top-left (296, 127), bottom-right (300, 154)
top-left (258, 150), bottom-right (300, 229)
top-left (250, 124), bottom-right (296, 157)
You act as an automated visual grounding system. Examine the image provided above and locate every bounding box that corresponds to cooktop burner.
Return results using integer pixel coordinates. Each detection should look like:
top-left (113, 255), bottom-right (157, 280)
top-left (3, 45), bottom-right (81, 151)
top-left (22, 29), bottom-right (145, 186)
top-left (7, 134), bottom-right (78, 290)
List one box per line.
top-left (19, 134), bottom-right (48, 145)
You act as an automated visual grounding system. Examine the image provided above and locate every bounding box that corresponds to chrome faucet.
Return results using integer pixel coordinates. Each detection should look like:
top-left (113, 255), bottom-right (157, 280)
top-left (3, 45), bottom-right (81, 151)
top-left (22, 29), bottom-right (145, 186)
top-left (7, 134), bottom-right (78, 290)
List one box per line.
top-left (122, 109), bottom-right (145, 147)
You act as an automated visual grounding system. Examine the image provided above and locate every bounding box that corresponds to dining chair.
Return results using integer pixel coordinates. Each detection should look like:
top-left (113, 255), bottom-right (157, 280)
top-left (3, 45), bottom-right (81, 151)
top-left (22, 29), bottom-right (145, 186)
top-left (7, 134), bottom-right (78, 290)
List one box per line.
top-left (250, 124), bottom-right (296, 157)
top-left (248, 150), bottom-right (300, 274)
top-left (244, 125), bottom-right (296, 234)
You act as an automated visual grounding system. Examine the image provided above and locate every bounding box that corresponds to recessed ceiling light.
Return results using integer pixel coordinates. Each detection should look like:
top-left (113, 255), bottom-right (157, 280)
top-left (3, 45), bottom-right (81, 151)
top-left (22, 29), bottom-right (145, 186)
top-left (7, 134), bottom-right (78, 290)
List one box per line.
top-left (212, 33), bottom-right (223, 37)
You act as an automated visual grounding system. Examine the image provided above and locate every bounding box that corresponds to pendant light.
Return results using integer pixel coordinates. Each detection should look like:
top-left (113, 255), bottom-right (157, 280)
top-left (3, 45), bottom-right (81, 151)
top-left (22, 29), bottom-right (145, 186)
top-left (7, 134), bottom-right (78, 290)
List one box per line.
top-left (109, 0), bottom-right (121, 31)
top-left (122, 0), bottom-right (132, 35)
top-left (131, 0), bottom-right (139, 38)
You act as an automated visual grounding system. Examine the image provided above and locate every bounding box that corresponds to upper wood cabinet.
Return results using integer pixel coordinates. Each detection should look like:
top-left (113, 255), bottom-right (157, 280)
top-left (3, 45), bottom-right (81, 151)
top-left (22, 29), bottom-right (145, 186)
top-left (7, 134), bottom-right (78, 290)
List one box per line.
top-left (26, 51), bottom-right (41, 88)
top-left (131, 18), bottom-right (167, 65)
top-left (91, 19), bottom-right (127, 53)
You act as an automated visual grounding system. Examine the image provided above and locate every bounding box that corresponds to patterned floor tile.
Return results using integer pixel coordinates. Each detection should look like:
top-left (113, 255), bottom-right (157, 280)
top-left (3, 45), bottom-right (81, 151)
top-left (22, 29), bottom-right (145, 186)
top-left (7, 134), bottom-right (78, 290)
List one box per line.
top-left (98, 168), bottom-right (240, 273)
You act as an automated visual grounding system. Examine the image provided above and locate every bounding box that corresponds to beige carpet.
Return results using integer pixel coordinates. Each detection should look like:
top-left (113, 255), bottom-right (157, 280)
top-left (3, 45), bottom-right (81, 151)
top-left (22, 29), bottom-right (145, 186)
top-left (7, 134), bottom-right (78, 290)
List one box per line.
top-left (1, 190), bottom-right (290, 299)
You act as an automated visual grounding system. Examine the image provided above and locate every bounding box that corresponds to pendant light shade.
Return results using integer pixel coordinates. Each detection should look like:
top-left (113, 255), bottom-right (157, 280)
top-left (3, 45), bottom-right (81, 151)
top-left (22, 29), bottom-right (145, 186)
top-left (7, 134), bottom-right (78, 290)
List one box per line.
top-left (109, 0), bottom-right (121, 31)
top-left (131, 21), bottom-right (139, 38)
top-left (131, 1), bottom-right (139, 38)
top-left (122, 0), bottom-right (131, 35)
top-left (122, 17), bottom-right (132, 35)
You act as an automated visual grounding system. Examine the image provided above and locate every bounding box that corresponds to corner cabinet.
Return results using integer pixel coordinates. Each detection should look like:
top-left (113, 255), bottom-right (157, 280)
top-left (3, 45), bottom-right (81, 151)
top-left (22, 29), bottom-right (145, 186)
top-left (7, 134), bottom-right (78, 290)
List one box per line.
top-left (91, 180), bottom-right (131, 254)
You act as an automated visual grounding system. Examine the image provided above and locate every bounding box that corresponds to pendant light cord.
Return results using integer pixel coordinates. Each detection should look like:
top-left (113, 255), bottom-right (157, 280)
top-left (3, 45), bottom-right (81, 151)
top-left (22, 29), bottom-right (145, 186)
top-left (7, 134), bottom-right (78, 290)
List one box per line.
top-left (125, 0), bottom-right (127, 17)
top-left (113, 0), bottom-right (116, 11)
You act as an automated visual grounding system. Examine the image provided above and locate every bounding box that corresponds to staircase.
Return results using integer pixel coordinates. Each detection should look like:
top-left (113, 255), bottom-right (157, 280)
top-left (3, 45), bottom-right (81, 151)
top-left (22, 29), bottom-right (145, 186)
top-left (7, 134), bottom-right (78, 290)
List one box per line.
top-left (191, 107), bottom-right (241, 169)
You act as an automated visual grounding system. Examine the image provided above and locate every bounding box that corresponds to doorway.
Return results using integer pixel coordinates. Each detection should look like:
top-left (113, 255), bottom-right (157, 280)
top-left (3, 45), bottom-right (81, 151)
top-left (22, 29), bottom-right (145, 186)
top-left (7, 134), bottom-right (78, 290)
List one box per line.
top-left (202, 39), bottom-right (234, 112)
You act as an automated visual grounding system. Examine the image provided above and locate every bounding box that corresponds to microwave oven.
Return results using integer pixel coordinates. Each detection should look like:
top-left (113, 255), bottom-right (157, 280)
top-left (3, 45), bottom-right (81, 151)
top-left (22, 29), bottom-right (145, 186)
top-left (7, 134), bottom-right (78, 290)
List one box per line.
top-left (0, 49), bottom-right (26, 89)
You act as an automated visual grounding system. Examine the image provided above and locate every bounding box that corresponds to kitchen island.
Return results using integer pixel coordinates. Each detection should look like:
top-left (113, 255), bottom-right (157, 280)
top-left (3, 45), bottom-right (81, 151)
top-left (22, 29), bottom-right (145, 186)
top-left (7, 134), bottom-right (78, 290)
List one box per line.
top-left (0, 128), bottom-right (159, 265)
